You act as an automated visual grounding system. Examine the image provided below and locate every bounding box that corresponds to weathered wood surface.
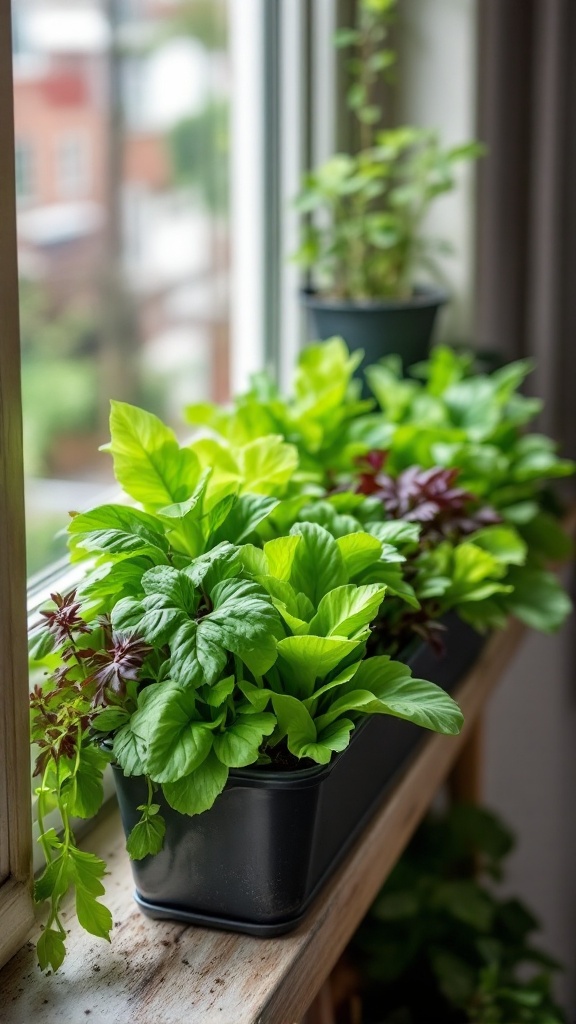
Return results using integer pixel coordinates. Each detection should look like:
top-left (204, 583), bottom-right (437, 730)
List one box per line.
top-left (0, 618), bottom-right (526, 1024)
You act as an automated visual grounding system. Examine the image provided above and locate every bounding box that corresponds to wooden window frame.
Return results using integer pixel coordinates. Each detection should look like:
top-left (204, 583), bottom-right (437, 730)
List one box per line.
top-left (0, 0), bottom-right (35, 969)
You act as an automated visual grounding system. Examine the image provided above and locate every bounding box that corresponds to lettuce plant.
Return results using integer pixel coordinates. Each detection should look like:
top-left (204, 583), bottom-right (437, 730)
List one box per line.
top-left (289, 493), bottom-right (536, 654)
top-left (29, 341), bottom-right (574, 973)
top-left (186, 338), bottom-right (392, 477)
top-left (190, 341), bottom-right (573, 640)
top-left (29, 401), bottom-right (462, 972)
top-left (364, 346), bottom-right (574, 634)
top-left (365, 346), bottom-right (574, 513)
top-left (187, 340), bottom-right (574, 512)
top-left (339, 453), bottom-right (572, 638)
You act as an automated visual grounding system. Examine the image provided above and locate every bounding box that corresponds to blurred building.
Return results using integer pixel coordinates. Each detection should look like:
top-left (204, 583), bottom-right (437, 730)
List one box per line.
top-left (13, 0), bottom-right (230, 431)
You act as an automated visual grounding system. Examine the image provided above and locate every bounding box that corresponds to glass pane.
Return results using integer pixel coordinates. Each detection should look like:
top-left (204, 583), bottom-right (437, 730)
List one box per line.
top-left (13, 0), bottom-right (231, 575)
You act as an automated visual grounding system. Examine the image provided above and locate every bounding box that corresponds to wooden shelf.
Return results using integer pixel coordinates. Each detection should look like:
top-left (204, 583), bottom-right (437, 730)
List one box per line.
top-left (1, 618), bottom-right (526, 1024)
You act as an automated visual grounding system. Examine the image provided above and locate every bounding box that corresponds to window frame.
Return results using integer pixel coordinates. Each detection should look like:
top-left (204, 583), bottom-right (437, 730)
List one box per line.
top-left (0, 0), bottom-right (35, 970)
top-left (14, 137), bottom-right (35, 205)
top-left (55, 130), bottom-right (89, 199)
top-left (228, 0), bottom-right (341, 394)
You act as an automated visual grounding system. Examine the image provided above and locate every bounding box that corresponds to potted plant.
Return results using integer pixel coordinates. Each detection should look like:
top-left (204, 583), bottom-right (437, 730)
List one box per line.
top-left (294, 0), bottom-right (483, 368)
top-left (29, 400), bottom-right (464, 972)
top-left (29, 343), bottom-right (574, 973)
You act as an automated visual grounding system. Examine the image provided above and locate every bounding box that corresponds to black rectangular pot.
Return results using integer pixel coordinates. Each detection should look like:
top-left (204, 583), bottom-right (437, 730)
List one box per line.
top-left (112, 612), bottom-right (486, 937)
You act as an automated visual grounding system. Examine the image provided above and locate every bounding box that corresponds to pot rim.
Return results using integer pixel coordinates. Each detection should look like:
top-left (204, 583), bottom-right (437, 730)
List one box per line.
top-left (105, 634), bottom-right (427, 790)
top-left (107, 720), bottom-right (371, 790)
top-left (300, 284), bottom-right (448, 312)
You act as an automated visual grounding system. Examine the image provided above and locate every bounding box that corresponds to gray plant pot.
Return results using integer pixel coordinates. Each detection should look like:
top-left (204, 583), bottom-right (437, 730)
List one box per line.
top-left (301, 286), bottom-right (448, 371)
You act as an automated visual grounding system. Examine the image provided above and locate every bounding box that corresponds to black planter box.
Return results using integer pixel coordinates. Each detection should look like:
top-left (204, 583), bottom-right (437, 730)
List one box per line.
top-left (112, 613), bottom-right (486, 936)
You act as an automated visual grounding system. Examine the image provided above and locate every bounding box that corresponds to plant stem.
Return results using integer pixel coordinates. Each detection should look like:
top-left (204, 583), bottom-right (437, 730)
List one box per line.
top-left (37, 764), bottom-right (54, 869)
top-left (146, 775), bottom-right (154, 807)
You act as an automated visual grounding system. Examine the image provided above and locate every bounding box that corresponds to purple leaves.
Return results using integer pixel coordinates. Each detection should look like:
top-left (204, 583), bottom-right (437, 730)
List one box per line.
top-left (87, 632), bottom-right (151, 706)
top-left (355, 453), bottom-right (501, 542)
top-left (37, 592), bottom-right (150, 706)
top-left (40, 589), bottom-right (90, 644)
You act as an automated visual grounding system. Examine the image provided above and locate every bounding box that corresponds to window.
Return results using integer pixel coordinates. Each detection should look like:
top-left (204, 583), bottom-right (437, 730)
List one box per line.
top-left (56, 132), bottom-right (88, 198)
top-left (14, 138), bottom-right (34, 203)
top-left (13, 0), bottom-right (339, 580)
top-left (0, 0), bottom-right (35, 970)
top-left (13, 0), bottom-right (233, 575)
top-left (1, 0), bottom-right (340, 971)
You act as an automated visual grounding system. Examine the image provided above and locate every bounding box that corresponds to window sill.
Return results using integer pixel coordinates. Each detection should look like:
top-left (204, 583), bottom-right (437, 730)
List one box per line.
top-left (0, 618), bottom-right (527, 1024)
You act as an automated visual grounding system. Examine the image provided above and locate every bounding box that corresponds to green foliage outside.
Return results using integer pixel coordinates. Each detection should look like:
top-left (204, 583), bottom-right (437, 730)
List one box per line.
top-left (19, 278), bottom-right (95, 361)
top-left (26, 514), bottom-right (68, 578)
top-left (22, 359), bottom-right (100, 477)
top-left (159, 0), bottom-right (227, 52)
top-left (19, 280), bottom-right (100, 475)
top-left (169, 99), bottom-right (229, 213)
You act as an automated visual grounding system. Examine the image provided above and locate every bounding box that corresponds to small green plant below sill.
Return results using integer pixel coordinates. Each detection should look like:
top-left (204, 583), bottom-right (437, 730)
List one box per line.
top-left (351, 803), bottom-right (567, 1024)
top-left (293, 0), bottom-right (483, 300)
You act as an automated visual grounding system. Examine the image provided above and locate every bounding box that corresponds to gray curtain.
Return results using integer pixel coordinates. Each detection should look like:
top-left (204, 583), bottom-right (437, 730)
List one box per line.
top-left (475, 0), bottom-right (576, 457)
top-left (477, 9), bottom-right (576, 1005)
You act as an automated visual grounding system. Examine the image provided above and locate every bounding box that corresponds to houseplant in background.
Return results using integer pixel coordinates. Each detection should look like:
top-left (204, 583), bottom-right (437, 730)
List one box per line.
top-left (348, 803), bottom-right (567, 1023)
top-left (29, 400), bottom-right (463, 972)
top-left (295, 0), bottom-right (483, 368)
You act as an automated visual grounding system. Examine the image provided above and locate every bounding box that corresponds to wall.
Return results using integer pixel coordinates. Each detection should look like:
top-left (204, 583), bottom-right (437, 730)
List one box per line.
top-left (485, 604), bottom-right (576, 1007)
top-left (395, 0), bottom-right (478, 341)
top-left (396, 0), bottom-right (576, 1008)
